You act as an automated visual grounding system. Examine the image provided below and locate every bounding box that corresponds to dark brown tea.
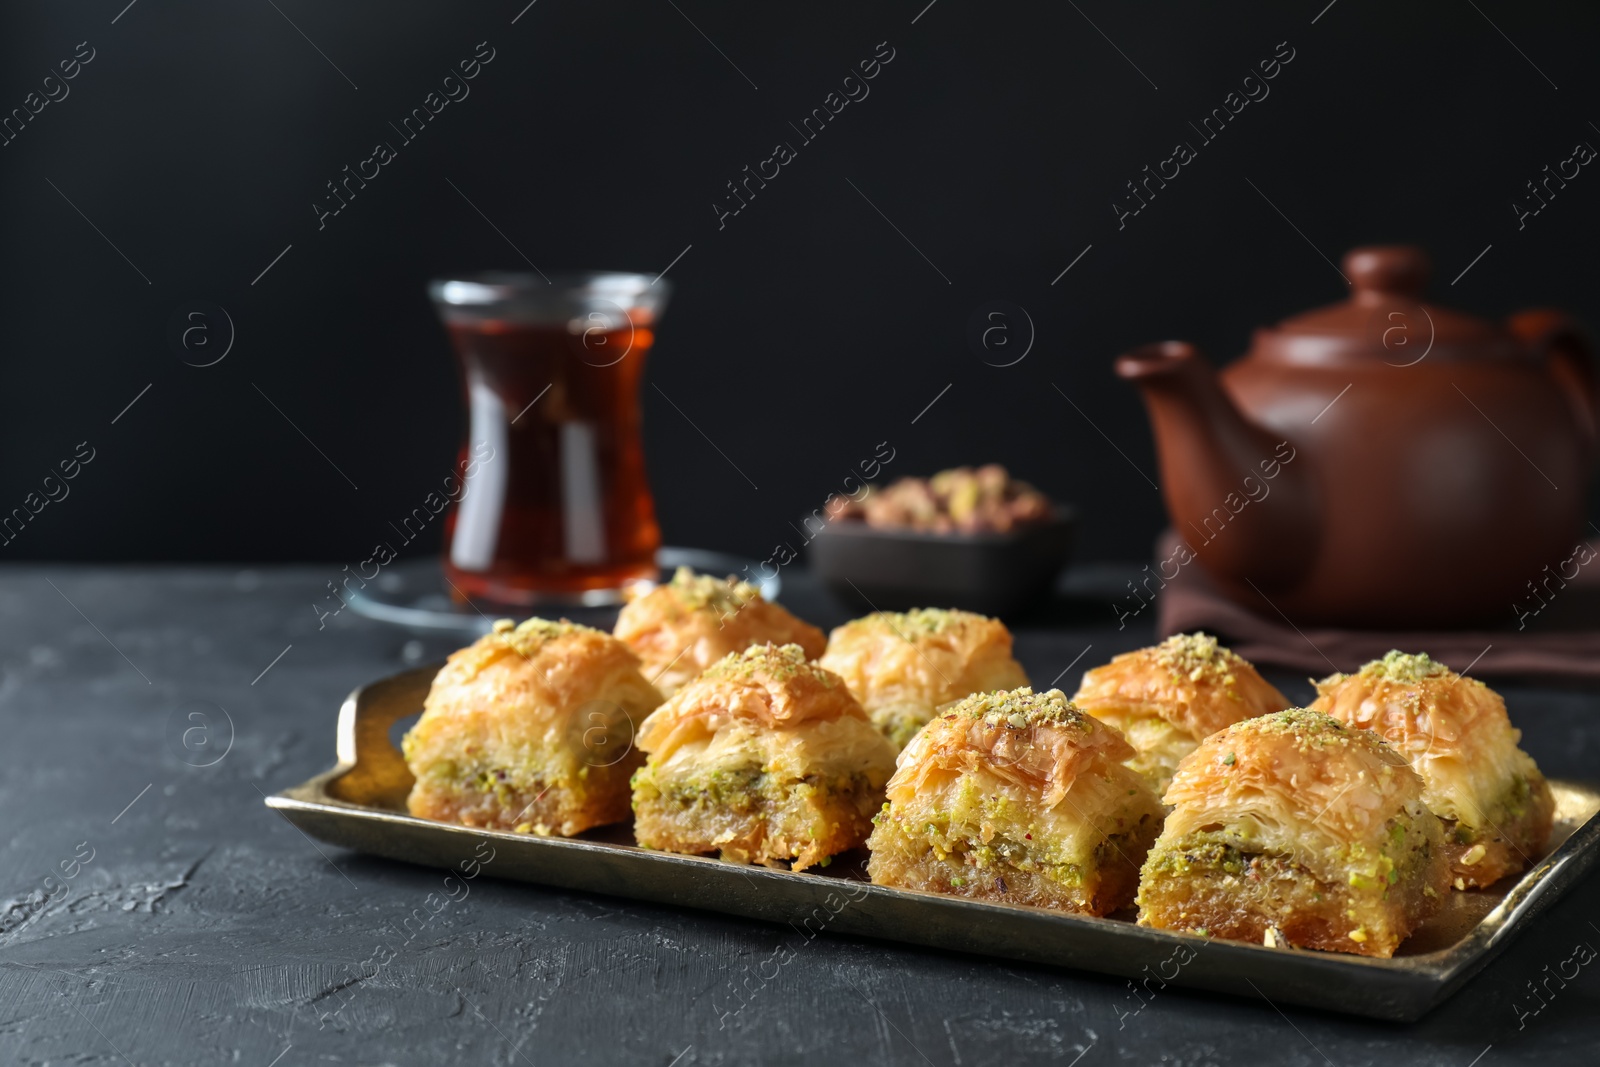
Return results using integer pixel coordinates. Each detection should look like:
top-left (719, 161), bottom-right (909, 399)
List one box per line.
top-left (431, 273), bottom-right (667, 605)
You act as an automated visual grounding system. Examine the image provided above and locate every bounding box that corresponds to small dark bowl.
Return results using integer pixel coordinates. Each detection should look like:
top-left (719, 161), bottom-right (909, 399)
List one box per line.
top-left (807, 507), bottom-right (1077, 618)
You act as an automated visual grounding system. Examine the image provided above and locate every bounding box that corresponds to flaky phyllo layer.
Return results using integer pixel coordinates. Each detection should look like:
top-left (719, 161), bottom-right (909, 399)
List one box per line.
top-left (632, 643), bottom-right (897, 870)
top-left (1072, 632), bottom-right (1290, 796)
top-left (1138, 708), bottom-right (1448, 956)
top-left (1094, 714), bottom-right (1196, 797)
top-left (1311, 651), bottom-right (1553, 886)
top-left (868, 688), bottom-right (1163, 913)
top-left (1156, 709), bottom-right (1431, 885)
top-left (613, 567), bottom-right (826, 695)
top-left (1310, 652), bottom-right (1544, 828)
top-left (403, 618), bottom-right (664, 836)
top-left (819, 608), bottom-right (1029, 750)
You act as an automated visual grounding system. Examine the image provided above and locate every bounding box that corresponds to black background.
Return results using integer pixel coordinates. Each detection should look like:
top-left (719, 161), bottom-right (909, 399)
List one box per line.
top-left (3, 0), bottom-right (1598, 565)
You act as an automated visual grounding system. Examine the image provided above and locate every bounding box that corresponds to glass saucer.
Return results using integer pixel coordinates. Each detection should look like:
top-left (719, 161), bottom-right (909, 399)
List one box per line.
top-left (343, 547), bottom-right (778, 635)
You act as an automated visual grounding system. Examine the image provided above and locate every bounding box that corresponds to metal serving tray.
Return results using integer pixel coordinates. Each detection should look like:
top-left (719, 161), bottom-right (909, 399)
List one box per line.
top-left (266, 664), bottom-right (1600, 1022)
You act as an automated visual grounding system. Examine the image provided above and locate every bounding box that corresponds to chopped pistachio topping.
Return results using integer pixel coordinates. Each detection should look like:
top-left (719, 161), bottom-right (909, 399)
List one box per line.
top-left (1250, 707), bottom-right (1344, 735)
top-left (952, 686), bottom-right (1093, 731)
top-left (1358, 650), bottom-right (1452, 685)
top-left (703, 642), bottom-right (832, 685)
top-left (1321, 649), bottom-right (1454, 689)
top-left (486, 616), bottom-right (594, 657)
top-left (1152, 631), bottom-right (1241, 681)
top-left (665, 566), bottom-right (762, 612)
top-left (1222, 708), bottom-right (1367, 753)
top-left (856, 607), bottom-right (976, 639)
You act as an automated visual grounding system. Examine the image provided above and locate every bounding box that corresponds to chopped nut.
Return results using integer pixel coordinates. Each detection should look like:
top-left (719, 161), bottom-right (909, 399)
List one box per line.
top-left (966, 687), bottom-right (1093, 730)
top-left (1263, 928), bottom-right (1279, 948)
top-left (1152, 632), bottom-right (1243, 681)
top-left (1327, 649), bottom-right (1452, 687)
top-left (653, 566), bottom-right (762, 612)
top-left (1460, 844), bottom-right (1487, 866)
top-left (851, 465), bottom-right (1053, 533)
top-left (1348, 927), bottom-right (1368, 943)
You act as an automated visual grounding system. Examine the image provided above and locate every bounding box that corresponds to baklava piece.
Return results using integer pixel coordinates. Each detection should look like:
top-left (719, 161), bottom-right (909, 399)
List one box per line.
top-left (631, 643), bottom-right (896, 871)
top-left (1137, 709), bottom-right (1448, 958)
top-left (403, 618), bottom-right (663, 835)
top-left (819, 608), bottom-right (1029, 750)
top-left (614, 567), bottom-right (826, 695)
top-left (866, 687), bottom-right (1164, 915)
top-left (1072, 632), bottom-right (1290, 796)
top-left (1311, 651), bottom-right (1554, 889)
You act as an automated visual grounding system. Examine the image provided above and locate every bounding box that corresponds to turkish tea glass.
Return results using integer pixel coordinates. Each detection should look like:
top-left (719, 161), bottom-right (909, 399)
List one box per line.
top-left (429, 271), bottom-right (669, 606)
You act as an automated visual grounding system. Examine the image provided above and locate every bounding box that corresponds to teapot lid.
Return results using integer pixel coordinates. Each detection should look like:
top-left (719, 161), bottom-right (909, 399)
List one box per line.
top-left (1255, 245), bottom-right (1515, 365)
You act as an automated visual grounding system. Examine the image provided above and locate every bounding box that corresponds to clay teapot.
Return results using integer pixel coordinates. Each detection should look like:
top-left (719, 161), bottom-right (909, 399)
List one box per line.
top-left (1116, 245), bottom-right (1597, 628)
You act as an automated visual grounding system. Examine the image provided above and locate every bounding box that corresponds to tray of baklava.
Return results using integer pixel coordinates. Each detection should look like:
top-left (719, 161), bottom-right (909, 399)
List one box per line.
top-left (267, 567), bottom-right (1600, 1021)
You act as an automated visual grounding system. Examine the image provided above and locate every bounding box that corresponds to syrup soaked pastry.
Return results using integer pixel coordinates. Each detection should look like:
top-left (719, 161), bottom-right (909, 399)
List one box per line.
top-left (1137, 709), bottom-right (1448, 958)
top-left (819, 608), bottom-right (1029, 750)
top-left (1072, 632), bottom-right (1290, 796)
top-left (614, 567), bottom-right (826, 696)
top-left (1311, 651), bottom-right (1555, 889)
top-left (631, 644), bottom-right (897, 871)
top-left (867, 687), bottom-right (1164, 915)
top-left (403, 618), bottom-right (663, 836)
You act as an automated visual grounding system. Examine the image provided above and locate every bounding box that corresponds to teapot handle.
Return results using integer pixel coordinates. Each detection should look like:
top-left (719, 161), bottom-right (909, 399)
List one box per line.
top-left (1508, 308), bottom-right (1597, 451)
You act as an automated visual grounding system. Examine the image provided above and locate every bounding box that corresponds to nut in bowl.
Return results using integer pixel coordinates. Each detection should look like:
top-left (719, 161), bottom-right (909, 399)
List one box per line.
top-left (808, 465), bottom-right (1076, 617)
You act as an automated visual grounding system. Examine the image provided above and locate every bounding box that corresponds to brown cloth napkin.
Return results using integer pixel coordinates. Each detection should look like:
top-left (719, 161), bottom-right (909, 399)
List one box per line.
top-left (1151, 529), bottom-right (1600, 681)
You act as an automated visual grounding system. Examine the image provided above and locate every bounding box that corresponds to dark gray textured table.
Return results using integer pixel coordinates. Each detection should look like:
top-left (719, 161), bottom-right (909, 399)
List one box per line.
top-left (3, 563), bottom-right (1598, 1066)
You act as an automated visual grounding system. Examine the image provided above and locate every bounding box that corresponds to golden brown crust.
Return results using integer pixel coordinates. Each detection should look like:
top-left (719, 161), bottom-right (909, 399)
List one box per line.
top-left (1072, 634), bottom-right (1288, 796)
top-left (819, 608), bottom-right (1029, 750)
top-left (1310, 651), bottom-right (1555, 888)
top-left (867, 688), bottom-right (1164, 916)
top-left (1161, 708), bottom-right (1421, 847)
top-left (1137, 709), bottom-right (1449, 957)
top-left (1073, 633), bottom-right (1290, 741)
top-left (613, 568), bottom-right (826, 695)
top-left (632, 644), bottom-right (897, 871)
top-left (403, 618), bottom-right (664, 836)
top-left (885, 688), bottom-right (1138, 810)
top-left (636, 644), bottom-right (867, 758)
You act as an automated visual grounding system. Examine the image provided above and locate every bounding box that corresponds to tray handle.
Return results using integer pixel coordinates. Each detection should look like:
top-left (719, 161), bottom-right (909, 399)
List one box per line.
top-left (325, 662), bottom-right (440, 810)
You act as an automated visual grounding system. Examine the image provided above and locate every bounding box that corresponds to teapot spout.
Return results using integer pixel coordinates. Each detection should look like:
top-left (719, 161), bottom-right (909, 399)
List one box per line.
top-left (1116, 342), bottom-right (1319, 589)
